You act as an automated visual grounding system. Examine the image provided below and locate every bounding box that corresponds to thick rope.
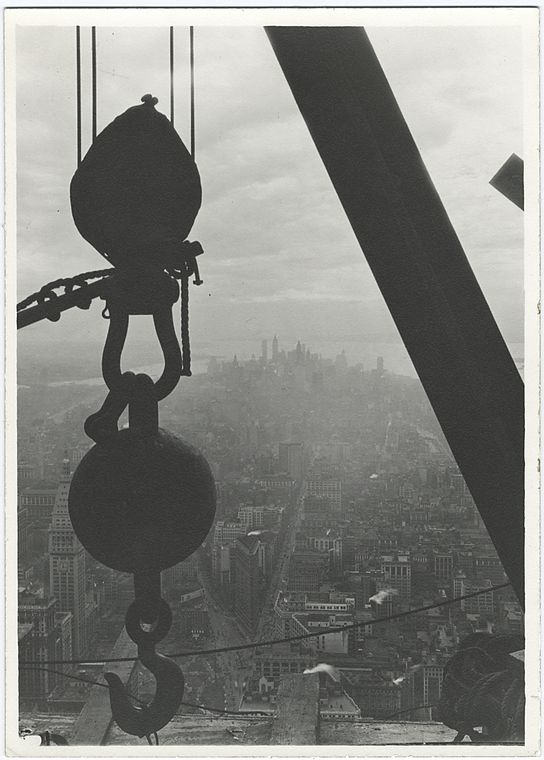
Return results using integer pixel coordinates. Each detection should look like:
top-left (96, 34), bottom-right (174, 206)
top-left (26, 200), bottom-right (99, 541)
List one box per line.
top-left (17, 269), bottom-right (113, 312)
top-left (190, 26), bottom-right (195, 160)
top-left (76, 26), bottom-right (81, 166)
top-left (169, 27), bottom-right (174, 126)
top-left (91, 26), bottom-right (97, 140)
top-left (180, 274), bottom-right (191, 376)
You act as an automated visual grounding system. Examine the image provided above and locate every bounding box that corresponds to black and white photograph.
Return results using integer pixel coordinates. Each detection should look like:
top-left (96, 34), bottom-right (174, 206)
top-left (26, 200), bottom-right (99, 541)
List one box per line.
top-left (5, 6), bottom-right (540, 753)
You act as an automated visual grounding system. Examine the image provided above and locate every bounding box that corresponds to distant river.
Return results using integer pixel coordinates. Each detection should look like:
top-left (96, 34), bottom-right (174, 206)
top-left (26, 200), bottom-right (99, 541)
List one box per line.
top-left (23, 338), bottom-right (524, 389)
top-left (46, 360), bottom-right (208, 388)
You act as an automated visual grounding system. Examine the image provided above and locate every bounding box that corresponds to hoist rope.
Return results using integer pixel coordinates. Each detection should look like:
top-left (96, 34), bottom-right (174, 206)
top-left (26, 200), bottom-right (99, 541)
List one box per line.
top-left (76, 26), bottom-right (82, 166)
top-left (190, 26), bottom-right (195, 160)
top-left (18, 582), bottom-right (511, 667)
top-left (19, 666), bottom-right (270, 717)
top-left (19, 665), bottom-right (523, 734)
top-left (178, 24), bottom-right (198, 375)
top-left (180, 272), bottom-right (191, 375)
top-left (169, 27), bottom-right (174, 126)
top-left (91, 26), bottom-right (97, 141)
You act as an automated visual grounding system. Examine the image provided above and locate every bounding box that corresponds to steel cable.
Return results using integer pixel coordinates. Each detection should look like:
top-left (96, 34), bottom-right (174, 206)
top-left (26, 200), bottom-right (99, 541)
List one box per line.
top-left (19, 582), bottom-right (512, 667)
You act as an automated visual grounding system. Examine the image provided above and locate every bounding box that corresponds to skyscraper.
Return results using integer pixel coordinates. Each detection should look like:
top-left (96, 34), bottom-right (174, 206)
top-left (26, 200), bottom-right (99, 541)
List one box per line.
top-left (48, 457), bottom-right (87, 657)
top-left (272, 335), bottom-right (279, 363)
top-left (279, 442), bottom-right (304, 480)
top-left (380, 553), bottom-right (412, 599)
top-left (261, 339), bottom-right (268, 363)
top-left (232, 535), bottom-right (264, 635)
top-left (18, 591), bottom-right (59, 701)
top-left (306, 473), bottom-right (342, 511)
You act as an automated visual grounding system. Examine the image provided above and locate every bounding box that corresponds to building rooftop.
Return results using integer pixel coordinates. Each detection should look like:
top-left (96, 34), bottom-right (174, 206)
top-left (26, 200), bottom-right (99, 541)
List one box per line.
top-left (320, 691), bottom-right (361, 718)
top-left (16, 673), bottom-right (465, 748)
top-left (237, 534), bottom-right (260, 552)
top-left (18, 709), bottom-right (458, 747)
top-left (18, 623), bottom-right (33, 641)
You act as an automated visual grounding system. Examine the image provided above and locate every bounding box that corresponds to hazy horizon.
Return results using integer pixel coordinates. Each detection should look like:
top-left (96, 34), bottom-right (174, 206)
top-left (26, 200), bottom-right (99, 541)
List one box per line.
top-left (16, 23), bottom-right (524, 366)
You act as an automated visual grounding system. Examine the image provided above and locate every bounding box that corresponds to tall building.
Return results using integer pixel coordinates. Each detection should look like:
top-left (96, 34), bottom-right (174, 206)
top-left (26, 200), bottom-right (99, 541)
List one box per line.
top-left (414, 660), bottom-right (444, 720)
top-left (287, 551), bottom-right (328, 592)
top-left (17, 461), bottom-right (36, 486)
top-left (462, 579), bottom-right (495, 616)
top-left (261, 339), bottom-right (268, 363)
top-left (272, 335), bottom-right (279, 363)
top-left (19, 486), bottom-right (57, 555)
top-left (211, 544), bottom-right (232, 590)
top-left (18, 623), bottom-right (37, 702)
top-left (18, 590), bottom-right (60, 701)
top-left (278, 442), bottom-right (304, 481)
top-left (48, 458), bottom-right (87, 657)
top-left (232, 535), bottom-right (264, 635)
top-left (18, 500), bottom-right (30, 567)
top-left (55, 611), bottom-right (74, 666)
top-left (306, 475), bottom-right (342, 512)
top-left (238, 504), bottom-right (284, 531)
top-left (380, 553), bottom-right (412, 599)
top-left (433, 551), bottom-right (454, 580)
top-left (212, 520), bottom-right (246, 548)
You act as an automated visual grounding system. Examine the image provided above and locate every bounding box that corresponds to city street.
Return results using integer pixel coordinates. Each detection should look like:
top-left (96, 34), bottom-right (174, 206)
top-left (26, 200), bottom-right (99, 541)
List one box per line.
top-left (197, 564), bottom-right (254, 710)
top-left (256, 485), bottom-right (306, 642)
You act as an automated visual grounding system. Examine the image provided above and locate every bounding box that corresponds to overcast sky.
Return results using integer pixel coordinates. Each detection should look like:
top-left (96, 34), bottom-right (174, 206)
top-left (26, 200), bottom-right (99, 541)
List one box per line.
top-left (15, 23), bottom-right (524, 373)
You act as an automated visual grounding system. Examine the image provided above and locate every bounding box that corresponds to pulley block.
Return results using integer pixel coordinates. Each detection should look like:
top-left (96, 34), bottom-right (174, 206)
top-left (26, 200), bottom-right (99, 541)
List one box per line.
top-left (70, 94), bottom-right (201, 270)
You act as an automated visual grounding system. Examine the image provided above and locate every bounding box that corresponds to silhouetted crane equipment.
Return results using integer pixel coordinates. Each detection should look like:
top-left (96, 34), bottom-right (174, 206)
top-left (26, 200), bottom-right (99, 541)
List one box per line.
top-left (70, 94), bottom-right (201, 270)
top-left (15, 24), bottom-right (526, 744)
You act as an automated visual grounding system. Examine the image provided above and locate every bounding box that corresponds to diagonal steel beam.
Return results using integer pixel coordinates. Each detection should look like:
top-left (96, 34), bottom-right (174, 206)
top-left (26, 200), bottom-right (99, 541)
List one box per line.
top-left (265, 26), bottom-right (524, 605)
top-left (490, 153), bottom-right (524, 210)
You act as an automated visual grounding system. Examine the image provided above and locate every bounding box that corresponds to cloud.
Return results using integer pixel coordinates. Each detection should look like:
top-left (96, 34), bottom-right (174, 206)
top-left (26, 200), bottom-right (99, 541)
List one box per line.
top-left (234, 288), bottom-right (364, 304)
top-left (14, 23), bottom-right (525, 368)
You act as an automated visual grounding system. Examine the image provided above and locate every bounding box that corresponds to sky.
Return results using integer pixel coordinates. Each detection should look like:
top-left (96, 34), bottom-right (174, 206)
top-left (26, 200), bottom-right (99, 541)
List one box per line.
top-left (15, 22), bottom-right (525, 375)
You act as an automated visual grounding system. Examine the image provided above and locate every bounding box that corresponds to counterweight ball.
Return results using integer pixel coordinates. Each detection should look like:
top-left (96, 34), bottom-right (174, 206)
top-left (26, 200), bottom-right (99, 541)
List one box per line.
top-left (68, 428), bottom-right (216, 574)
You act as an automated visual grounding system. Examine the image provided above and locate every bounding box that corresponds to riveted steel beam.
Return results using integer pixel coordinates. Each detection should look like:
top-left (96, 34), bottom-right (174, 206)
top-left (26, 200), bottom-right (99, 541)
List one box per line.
top-left (266, 26), bottom-right (524, 605)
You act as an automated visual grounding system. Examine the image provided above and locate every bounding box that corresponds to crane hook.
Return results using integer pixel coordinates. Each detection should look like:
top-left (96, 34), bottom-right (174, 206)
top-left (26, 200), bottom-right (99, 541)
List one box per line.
top-left (104, 651), bottom-right (184, 738)
top-left (104, 598), bottom-right (185, 739)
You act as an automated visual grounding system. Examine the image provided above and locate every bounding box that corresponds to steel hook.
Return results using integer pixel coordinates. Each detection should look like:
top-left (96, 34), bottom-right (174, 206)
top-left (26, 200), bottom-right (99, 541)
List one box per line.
top-left (104, 597), bottom-right (184, 738)
top-left (104, 650), bottom-right (185, 739)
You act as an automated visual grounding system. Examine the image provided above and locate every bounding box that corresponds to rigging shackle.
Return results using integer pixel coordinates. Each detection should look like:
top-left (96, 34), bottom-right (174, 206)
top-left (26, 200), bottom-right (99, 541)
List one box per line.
top-left (101, 270), bottom-right (182, 401)
top-left (84, 371), bottom-right (134, 443)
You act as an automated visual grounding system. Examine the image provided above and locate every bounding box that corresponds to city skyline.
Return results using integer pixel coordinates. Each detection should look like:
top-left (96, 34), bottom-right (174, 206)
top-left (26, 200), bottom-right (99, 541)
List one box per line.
top-left (15, 19), bottom-right (524, 359)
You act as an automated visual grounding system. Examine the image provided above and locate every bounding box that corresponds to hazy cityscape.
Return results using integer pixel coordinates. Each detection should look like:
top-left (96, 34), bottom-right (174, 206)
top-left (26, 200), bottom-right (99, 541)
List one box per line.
top-left (9, 9), bottom-right (531, 746)
top-left (17, 335), bottom-right (522, 740)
